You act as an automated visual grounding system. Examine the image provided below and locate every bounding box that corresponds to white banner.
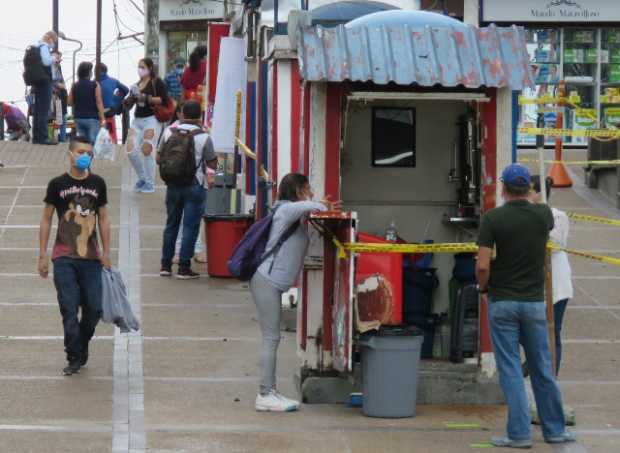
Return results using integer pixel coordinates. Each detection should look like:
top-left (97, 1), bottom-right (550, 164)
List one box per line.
top-left (211, 38), bottom-right (246, 154)
top-left (159, 0), bottom-right (224, 22)
top-left (482, 0), bottom-right (620, 23)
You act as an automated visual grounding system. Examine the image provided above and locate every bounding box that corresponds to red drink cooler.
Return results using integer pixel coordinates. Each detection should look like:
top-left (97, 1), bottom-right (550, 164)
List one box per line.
top-left (204, 215), bottom-right (253, 277)
top-left (356, 232), bottom-right (403, 325)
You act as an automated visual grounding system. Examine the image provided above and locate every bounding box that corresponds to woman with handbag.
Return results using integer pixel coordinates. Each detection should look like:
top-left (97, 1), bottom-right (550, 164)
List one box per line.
top-left (123, 58), bottom-right (171, 194)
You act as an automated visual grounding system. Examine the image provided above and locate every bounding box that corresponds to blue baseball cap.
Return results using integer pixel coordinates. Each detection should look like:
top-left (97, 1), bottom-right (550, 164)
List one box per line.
top-left (501, 163), bottom-right (531, 187)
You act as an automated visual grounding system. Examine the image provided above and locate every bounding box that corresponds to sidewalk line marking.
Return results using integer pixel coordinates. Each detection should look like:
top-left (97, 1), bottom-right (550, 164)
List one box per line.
top-left (114, 164), bottom-right (146, 453)
top-left (568, 305), bottom-right (620, 310)
top-left (0, 167), bottom-right (28, 241)
top-left (560, 380), bottom-right (620, 385)
top-left (0, 335), bottom-right (262, 342)
top-left (574, 281), bottom-right (620, 322)
top-left (564, 339), bottom-right (620, 344)
top-left (0, 424), bottom-right (112, 433)
top-left (573, 276), bottom-right (620, 280)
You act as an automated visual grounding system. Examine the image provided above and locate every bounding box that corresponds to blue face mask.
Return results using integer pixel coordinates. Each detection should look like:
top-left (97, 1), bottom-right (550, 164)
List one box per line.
top-left (75, 154), bottom-right (92, 171)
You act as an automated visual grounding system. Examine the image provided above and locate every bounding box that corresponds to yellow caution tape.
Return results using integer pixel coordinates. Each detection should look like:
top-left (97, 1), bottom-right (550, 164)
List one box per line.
top-left (549, 243), bottom-right (620, 267)
top-left (518, 95), bottom-right (581, 105)
top-left (330, 240), bottom-right (620, 268)
top-left (519, 127), bottom-right (620, 138)
top-left (445, 422), bottom-right (481, 429)
top-left (567, 212), bottom-right (620, 227)
top-left (469, 443), bottom-right (493, 449)
top-left (518, 158), bottom-right (620, 165)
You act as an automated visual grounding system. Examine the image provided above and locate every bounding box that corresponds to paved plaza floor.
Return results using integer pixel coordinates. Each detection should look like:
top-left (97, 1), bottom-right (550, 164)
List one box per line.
top-left (0, 142), bottom-right (617, 452)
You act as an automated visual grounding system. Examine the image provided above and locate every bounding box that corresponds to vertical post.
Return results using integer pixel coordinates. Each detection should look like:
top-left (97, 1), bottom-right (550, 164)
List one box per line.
top-left (549, 81), bottom-right (572, 187)
top-left (536, 112), bottom-right (547, 204)
top-left (95, 0), bottom-right (102, 81)
top-left (234, 90), bottom-right (243, 179)
top-left (53, 0), bottom-right (59, 47)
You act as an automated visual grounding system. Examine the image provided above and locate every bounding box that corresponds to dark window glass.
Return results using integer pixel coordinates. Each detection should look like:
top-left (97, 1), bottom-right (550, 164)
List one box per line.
top-left (371, 107), bottom-right (415, 167)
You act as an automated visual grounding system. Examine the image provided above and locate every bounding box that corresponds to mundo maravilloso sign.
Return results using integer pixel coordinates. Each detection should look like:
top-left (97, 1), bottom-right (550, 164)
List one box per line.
top-left (482, 0), bottom-right (620, 23)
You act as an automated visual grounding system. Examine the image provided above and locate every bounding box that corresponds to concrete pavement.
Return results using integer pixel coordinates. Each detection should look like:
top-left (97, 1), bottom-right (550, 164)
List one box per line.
top-left (0, 141), bottom-right (618, 452)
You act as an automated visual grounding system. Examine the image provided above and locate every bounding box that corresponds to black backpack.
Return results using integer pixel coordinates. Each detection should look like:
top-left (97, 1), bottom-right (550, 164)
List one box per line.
top-left (158, 127), bottom-right (205, 185)
top-left (23, 45), bottom-right (51, 86)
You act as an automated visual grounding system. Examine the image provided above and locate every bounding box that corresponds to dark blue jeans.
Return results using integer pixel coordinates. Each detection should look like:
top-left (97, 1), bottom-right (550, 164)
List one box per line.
top-left (53, 258), bottom-right (103, 362)
top-left (161, 182), bottom-right (207, 268)
top-left (553, 299), bottom-right (569, 375)
top-left (32, 80), bottom-right (52, 144)
top-left (489, 300), bottom-right (566, 441)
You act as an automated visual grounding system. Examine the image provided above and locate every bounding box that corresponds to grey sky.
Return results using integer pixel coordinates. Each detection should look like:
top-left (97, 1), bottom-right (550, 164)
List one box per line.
top-left (0, 0), bottom-right (145, 110)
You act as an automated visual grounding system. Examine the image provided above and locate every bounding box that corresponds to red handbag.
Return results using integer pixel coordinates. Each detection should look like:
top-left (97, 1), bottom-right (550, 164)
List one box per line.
top-left (152, 79), bottom-right (175, 123)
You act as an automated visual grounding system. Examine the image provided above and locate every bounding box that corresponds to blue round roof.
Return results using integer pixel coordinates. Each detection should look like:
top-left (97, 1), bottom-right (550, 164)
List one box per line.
top-left (312, 1), bottom-right (398, 27)
top-left (345, 10), bottom-right (467, 30)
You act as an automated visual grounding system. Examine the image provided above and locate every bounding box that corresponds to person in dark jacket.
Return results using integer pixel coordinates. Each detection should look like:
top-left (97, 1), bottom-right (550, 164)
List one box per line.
top-left (96, 63), bottom-right (128, 144)
top-left (68, 62), bottom-right (106, 145)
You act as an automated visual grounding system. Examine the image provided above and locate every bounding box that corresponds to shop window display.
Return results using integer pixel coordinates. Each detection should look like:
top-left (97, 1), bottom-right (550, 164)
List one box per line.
top-left (166, 31), bottom-right (208, 74)
top-left (518, 28), bottom-right (620, 147)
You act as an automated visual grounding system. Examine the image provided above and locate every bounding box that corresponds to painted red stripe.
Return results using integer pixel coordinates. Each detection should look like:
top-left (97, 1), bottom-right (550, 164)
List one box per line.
top-left (290, 61), bottom-right (301, 173)
top-left (271, 63), bottom-right (279, 199)
top-left (302, 83), bottom-right (311, 176)
top-left (325, 83), bottom-right (342, 199)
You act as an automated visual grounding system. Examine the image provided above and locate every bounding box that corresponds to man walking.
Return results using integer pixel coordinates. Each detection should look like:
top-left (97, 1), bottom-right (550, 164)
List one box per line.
top-left (476, 164), bottom-right (575, 448)
top-left (96, 63), bottom-right (128, 143)
top-left (157, 100), bottom-right (217, 279)
top-left (38, 136), bottom-right (112, 375)
top-left (31, 31), bottom-right (57, 145)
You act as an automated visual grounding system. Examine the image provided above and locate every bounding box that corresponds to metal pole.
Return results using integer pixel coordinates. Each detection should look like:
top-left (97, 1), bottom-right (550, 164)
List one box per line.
top-left (53, 0), bottom-right (59, 41)
top-left (95, 0), bottom-right (102, 81)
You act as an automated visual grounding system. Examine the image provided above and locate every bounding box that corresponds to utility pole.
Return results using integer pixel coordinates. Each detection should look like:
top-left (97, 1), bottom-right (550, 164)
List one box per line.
top-left (95, 0), bottom-right (102, 81)
top-left (53, 0), bottom-right (59, 49)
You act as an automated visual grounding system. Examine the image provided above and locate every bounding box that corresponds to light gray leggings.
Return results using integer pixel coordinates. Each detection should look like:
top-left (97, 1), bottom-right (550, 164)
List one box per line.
top-left (250, 271), bottom-right (283, 395)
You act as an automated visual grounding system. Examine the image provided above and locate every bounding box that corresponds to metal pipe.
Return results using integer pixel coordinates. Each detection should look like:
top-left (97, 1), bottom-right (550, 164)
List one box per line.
top-left (53, 0), bottom-right (59, 49)
top-left (95, 0), bottom-right (102, 81)
top-left (58, 32), bottom-right (83, 83)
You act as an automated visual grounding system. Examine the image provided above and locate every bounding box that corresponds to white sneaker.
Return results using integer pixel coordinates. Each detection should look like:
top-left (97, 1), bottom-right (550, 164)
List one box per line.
top-left (255, 390), bottom-right (300, 412)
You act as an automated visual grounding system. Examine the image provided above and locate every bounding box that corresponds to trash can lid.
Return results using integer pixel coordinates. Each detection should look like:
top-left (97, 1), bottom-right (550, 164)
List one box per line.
top-left (203, 214), bottom-right (255, 221)
top-left (360, 325), bottom-right (424, 339)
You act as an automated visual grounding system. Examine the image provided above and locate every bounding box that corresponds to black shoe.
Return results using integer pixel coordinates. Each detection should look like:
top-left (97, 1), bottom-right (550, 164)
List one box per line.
top-left (176, 267), bottom-right (200, 280)
top-left (160, 265), bottom-right (172, 277)
top-left (63, 361), bottom-right (81, 376)
top-left (80, 344), bottom-right (89, 367)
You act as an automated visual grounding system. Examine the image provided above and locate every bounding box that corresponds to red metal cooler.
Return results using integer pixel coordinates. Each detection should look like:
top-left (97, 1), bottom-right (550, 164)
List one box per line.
top-left (204, 214), bottom-right (253, 277)
top-left (356, 232), bottom-right (403, 325)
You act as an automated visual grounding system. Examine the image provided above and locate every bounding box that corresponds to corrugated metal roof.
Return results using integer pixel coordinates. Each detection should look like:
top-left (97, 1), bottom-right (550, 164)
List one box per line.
top-left (297, 11), bottom-right (534, 90)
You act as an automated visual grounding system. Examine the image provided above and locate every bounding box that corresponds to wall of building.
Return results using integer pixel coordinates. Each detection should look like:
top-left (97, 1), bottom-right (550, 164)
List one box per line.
top-left (340, 99), bottom-right (471, 313)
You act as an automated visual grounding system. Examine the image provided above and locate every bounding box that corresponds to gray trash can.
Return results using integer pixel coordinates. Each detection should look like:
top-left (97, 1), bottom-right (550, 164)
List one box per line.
top-left (360, 327), bottom-right (424, 418)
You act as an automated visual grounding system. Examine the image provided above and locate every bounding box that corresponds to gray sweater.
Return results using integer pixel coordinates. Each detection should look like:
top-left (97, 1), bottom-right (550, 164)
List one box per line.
top-left (257, 200), bottom-right (327, 291)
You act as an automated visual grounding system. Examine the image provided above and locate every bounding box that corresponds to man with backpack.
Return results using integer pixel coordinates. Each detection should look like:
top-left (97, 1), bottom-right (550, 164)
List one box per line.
top-left (24, 31), bottom-right (57, 145)
top-left (157, 100), bottom-right (218, 279)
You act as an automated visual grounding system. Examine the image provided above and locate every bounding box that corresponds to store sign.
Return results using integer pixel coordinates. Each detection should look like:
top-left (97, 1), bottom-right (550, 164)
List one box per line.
top-left (482, 0), bottom-right (620, 23)
top-left (159, 0), bottom-right (224, 22)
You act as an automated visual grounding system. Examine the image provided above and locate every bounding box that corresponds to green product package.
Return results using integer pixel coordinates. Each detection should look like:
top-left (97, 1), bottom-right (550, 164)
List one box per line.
top-left (586, 49), bottom-right (598, 64)
top-left (610, 65), bottom-right (620, 83)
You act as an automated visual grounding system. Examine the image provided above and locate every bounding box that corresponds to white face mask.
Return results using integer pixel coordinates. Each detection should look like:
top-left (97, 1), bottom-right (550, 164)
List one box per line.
top-left (138, 67), bottom-right (149, 78)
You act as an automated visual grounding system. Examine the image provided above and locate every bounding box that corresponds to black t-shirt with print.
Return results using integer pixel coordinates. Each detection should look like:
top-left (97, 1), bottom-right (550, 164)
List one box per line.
top-left (44, 173), bottom-right (108, 261)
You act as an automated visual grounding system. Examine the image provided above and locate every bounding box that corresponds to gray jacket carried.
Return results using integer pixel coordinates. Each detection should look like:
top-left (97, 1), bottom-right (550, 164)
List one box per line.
top-left (101, 267), bottom-right (140, 333)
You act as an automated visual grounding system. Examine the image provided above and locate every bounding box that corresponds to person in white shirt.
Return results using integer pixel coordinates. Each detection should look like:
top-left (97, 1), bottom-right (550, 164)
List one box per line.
top-left (530, 175), bottom-right (573, 375)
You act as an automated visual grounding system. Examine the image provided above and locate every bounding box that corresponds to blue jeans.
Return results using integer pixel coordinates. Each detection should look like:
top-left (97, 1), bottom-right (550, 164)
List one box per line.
top-left (32, 80), bottom-right (52, 144)
top-left (75, 118), bottom-right (100, 145)
top-left (489, 300), bottom-right (566, 441)
top-left (53, 258), bottom-right (103, 361)
top-left (161, 182), bottom-right (207, 268)
top-left (58, 114), bottom-right (67, 142)
top-left (553, 299), bottom-right (568, 375)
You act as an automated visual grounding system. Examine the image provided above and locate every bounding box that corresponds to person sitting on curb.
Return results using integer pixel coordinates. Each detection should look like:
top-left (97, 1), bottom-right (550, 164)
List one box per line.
top-left (38, 136), bottom-right (112, 375)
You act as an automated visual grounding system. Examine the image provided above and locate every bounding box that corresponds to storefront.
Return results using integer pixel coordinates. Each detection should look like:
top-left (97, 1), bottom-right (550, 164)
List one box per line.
top-left (157, 0), bottom-right (225, 75)
top-left (481, 0), bottom-right (620, 147)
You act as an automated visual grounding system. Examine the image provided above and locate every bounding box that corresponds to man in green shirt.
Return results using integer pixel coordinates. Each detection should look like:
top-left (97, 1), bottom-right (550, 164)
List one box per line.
top-left (476, 163), bottom-right (575, 448)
